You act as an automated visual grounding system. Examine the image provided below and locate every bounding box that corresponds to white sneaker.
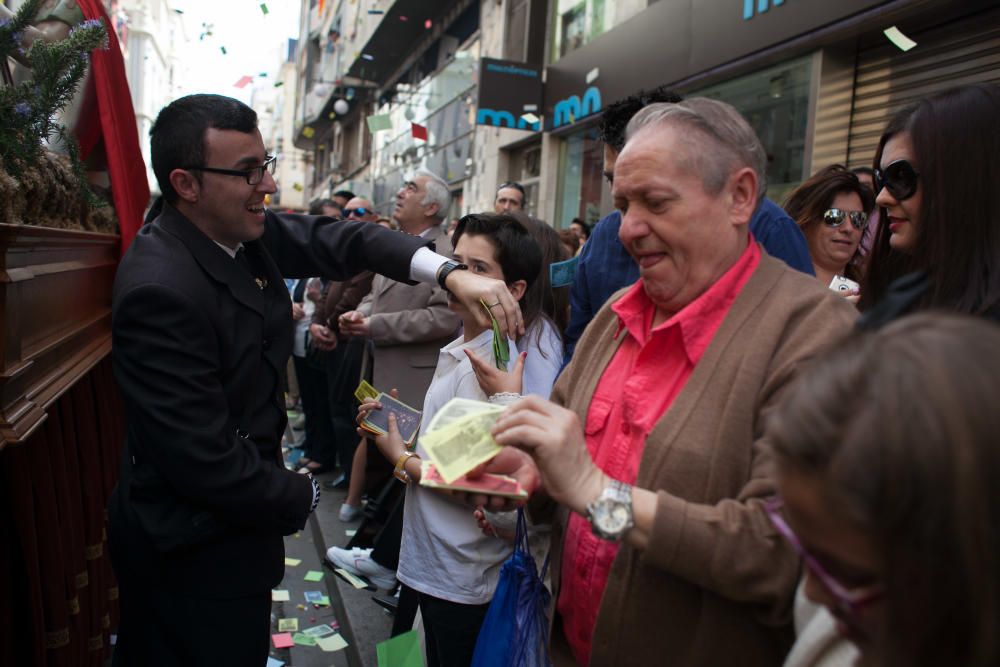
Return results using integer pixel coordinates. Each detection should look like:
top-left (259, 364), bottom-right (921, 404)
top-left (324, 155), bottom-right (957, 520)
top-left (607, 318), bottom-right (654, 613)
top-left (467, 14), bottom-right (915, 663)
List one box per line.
top-left (338, 502), bottom-right (362, 522)
top-left (325, 546), bottom-right (397, 589)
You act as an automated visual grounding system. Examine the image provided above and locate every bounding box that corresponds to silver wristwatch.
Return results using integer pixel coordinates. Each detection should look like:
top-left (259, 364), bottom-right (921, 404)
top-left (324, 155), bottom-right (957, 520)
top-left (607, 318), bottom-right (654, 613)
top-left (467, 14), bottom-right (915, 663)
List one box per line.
top-left (586, 479), bottom-right (634, 541)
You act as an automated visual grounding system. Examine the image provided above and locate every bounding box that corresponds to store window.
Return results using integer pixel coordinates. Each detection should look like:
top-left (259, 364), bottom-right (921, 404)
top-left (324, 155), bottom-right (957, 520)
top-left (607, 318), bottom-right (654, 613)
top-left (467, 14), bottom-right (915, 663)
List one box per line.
top-left (555, 126), bottom-right (605, 227)
top-left (689, 56), bottom-right (813, 202)
top-left (550, 0), bottom-right (646, 62)
top-left (508, 143), bottom-right (542, 214)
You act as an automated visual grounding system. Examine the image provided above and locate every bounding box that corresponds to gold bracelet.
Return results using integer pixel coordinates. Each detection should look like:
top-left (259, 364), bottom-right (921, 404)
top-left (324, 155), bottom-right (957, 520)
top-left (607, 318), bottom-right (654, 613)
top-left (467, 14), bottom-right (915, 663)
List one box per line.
top-left (393, 451), bottom-right (419, 484)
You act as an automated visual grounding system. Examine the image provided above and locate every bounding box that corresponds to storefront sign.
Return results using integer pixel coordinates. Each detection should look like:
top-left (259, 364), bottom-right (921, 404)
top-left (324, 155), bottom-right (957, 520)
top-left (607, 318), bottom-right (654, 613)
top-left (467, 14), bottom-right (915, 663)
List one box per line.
top-left (543, 0), bottom-right (889, 131)
top-left (476, 58), bottom-right (543, 131)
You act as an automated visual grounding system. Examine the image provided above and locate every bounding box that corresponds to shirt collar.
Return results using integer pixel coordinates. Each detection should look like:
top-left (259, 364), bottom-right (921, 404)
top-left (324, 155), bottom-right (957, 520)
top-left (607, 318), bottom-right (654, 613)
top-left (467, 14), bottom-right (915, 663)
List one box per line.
top-left (612, 238), bottom-right (761, 363)
top-left (442, 328), bottom-right (495, 361)
top-left (214, 240), bottom-right (244, 258)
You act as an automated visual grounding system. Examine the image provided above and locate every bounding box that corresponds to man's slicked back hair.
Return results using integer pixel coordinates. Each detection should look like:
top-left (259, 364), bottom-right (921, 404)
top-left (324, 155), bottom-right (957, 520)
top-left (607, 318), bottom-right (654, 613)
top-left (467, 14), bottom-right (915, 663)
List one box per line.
top-left (150, 94), bottom-right (259, 204)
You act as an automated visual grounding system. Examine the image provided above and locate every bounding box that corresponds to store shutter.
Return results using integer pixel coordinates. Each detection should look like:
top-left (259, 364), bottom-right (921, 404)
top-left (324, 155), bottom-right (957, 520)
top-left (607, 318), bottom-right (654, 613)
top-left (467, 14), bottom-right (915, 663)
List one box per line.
top-left (847, 6), bottom-right (1000, 169)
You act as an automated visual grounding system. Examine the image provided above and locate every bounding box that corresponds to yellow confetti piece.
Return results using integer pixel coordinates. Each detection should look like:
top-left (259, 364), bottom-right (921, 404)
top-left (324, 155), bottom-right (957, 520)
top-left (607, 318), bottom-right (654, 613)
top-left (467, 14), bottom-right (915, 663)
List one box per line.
top-left (284, 557), bottom-right (302, 566)
top-left (271, 589), bottom-right (290, 602)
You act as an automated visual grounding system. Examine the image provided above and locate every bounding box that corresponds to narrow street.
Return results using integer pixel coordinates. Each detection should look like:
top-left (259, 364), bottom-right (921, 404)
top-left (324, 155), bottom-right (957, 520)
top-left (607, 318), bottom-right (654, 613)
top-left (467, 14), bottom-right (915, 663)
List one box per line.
top-left (269, 429), bottom-right (394, 667)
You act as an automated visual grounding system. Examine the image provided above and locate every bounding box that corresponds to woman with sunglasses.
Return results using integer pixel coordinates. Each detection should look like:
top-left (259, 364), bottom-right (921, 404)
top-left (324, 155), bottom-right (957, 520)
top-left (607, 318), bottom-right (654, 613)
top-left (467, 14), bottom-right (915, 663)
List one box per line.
top-left (783, 165), bottom-right (874, 297)
top-left (858, 83), bottom-right (1000, 324)
top-left (766, 312), bottom-right (1000, 667)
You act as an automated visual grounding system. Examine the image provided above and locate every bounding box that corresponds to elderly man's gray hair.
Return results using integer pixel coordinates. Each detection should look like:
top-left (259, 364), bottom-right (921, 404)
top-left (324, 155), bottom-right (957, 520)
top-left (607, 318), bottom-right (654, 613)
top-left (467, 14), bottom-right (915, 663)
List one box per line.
top-left (412, 168), bottom-right (452, 220)
top-left (625, 98), bottom-right (768, 204)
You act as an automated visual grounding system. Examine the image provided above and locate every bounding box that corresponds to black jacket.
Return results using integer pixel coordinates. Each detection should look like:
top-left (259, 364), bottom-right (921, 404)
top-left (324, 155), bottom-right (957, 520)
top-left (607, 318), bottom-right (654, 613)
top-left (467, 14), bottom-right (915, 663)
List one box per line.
top-left (109, 203), bottom-right (427, 597)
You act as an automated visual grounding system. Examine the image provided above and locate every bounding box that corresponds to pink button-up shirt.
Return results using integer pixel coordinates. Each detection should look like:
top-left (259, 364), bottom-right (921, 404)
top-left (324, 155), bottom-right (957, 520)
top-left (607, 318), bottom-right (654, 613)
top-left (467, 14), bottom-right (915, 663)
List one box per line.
top-left (558, 240), bottom-right (761, 665)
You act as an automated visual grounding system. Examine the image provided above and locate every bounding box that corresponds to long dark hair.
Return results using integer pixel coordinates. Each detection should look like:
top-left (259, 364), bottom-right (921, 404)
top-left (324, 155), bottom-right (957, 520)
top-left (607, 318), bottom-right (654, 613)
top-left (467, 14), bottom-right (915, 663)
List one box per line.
top-left (859, 83), bottom-right (1000, 313)
top-left (782, 164), bottom-right (874, 281)
top-left (515, 213), bottom-right (570, 346)
top-left (769, 312), bottom-right (1000, 667)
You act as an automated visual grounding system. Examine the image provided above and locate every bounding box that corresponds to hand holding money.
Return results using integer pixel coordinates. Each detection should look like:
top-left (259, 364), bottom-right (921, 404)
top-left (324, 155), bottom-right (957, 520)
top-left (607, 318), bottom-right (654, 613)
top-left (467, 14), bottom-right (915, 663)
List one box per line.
top-left (356, 392), bottom-right (407, 464)
top-left (491, 395), bottom-right (606, 515)
top-left (465, 348), bottom-right (526, 397)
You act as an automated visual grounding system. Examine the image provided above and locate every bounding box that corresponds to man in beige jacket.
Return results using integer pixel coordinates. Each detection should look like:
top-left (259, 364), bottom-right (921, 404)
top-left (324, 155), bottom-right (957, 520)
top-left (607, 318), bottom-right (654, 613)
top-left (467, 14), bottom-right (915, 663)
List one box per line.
top-left (492, 99), bottom-right (858, 666)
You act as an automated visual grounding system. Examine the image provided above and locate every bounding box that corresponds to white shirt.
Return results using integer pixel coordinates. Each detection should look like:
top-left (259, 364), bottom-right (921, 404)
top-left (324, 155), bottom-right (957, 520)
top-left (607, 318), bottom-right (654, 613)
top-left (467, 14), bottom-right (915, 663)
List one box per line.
top-left (519, 317), bottom-right (563, 399)
top-left (291, 279), bottom-right (317, 357)
top-left (396, 329), bottom-right (518, 605)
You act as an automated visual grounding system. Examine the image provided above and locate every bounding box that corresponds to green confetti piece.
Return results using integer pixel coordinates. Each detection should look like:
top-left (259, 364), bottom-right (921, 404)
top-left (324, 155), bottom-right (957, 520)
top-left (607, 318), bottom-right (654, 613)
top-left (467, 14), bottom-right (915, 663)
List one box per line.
top-left (260, 3), bottom-right (269, 15)
top-left (220, 46), bottom-right (227, 55)
top-left (303, 570), bottom-right (324, 582)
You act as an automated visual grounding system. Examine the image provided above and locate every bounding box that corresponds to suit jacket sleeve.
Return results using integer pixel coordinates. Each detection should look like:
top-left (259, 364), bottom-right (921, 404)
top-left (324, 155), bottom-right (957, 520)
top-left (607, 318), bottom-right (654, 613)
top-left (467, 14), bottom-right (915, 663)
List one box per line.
top-left (367, 284), bottom-right (459, 346)
top-left (113, 282), bottom-right (312, 532)
top-left (262, 211), bottom-right (429, 283)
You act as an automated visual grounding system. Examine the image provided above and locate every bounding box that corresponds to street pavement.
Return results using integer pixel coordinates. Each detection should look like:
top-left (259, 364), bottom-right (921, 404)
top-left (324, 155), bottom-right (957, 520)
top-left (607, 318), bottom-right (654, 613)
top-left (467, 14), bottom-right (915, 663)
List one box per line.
top-left (270, 426), bottom-right (394, 667)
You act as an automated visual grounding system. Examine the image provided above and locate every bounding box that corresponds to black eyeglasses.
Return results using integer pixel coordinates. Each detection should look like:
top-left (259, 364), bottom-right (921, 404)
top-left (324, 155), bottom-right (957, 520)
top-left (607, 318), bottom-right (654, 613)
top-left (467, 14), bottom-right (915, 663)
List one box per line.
top-left (185, 155), bottom-right (277, 185)
top-left (874, 159), bottom-right (919, 201)
top-left (823, 209), bottom-right (868, 230)
top-left (344, 207), bottom-right (372, 218)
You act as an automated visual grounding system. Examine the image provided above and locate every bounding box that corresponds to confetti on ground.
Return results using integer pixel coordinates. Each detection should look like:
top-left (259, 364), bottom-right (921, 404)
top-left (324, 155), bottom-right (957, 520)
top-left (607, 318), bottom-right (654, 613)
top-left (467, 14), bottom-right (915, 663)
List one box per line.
top-left (284, 557), bottom-right (302, 567)
top-left (345, 529), bottom-right (357, 537)
top-left (317, 633), bottom-right (349, 652)
top-left (292, 632), bottom-right (316, 647)
top-left (266, 657), bottom-right (284, 667)
top-left (278, 618), bottom-right (298, 632)
top-left (271, 589), bottom-right (290, 602)
top-left (335, 567), bottom-right (369, 589)
top-left (271, 633), bottom-right (294, 649)
top-left (304, 570), bottom-right (324, 582)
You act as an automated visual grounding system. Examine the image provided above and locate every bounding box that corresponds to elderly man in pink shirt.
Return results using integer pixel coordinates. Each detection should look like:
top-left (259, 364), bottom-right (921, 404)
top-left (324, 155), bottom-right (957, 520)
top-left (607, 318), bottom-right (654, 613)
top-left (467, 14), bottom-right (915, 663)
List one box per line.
top-left (491, 98), bottom-right (858, 666)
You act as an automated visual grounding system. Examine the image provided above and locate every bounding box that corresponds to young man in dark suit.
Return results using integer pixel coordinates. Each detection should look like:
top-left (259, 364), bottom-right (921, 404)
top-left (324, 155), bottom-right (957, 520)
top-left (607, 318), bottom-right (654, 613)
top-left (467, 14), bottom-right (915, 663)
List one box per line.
top-left (107, 94), bottom-right (519, 666)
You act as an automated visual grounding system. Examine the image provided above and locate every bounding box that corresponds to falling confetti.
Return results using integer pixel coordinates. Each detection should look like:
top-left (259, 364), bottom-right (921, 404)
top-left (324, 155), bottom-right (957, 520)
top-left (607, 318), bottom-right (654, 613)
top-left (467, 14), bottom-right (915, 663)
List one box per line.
top-left (399, 15), bottom-right (408, 21)
top-left (424, 19), bottom-right (432, 29)
top-left (411, 122), bottom-right (428, 141)
top-left (260, 3), bottom-right (269, 15)
top-left (220, 46), bottom-right (227, 55)
top-left (367, 9), bottom-right (384, 14)
top-left (233, 75), bottom-right (253, 88)
top-left (302, 126), bottom-right (316, 138)
top-left (361, 53), bottom-right (374, 61)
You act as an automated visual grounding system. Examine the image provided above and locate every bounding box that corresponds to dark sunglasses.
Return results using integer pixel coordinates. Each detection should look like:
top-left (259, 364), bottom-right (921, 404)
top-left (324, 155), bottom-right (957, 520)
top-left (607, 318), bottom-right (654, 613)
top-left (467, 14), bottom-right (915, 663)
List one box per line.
top-left (874, 159), bottom-right (920, 201)
top-left (344, 207), bottom-right (372, 217)
top-left (823, 208), bottom-right (868, 230)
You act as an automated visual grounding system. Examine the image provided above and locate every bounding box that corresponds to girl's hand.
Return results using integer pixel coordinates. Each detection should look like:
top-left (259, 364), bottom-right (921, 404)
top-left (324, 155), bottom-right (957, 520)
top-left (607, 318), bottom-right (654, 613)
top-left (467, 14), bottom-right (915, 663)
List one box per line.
top-left (465, 349), bottom-right (526, 396)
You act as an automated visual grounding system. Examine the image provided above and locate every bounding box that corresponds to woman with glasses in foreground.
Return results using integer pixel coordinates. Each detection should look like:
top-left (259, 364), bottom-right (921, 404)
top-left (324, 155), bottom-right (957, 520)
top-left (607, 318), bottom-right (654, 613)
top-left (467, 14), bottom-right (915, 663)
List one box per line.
top-left (767, 312), bottom-right (1000, 667)
top-left (783, 165), bottom-right (875, 298)
top-left (858, 83), bottom-right (1000, 325)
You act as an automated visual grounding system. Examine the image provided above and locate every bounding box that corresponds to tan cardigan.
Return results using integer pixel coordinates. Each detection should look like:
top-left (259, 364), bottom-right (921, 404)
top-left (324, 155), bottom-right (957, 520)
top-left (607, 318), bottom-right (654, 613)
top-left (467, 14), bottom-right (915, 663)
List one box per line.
top-left (549, 253), bottom-right (858, 666)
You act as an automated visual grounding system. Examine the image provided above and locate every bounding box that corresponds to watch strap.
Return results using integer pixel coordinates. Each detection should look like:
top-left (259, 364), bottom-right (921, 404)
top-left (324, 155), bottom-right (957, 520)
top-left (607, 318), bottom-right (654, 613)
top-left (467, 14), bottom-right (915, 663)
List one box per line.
top-left (436, 260), bottom-right (468, 292)
top-left (393, 451), bottom-right (418, 484)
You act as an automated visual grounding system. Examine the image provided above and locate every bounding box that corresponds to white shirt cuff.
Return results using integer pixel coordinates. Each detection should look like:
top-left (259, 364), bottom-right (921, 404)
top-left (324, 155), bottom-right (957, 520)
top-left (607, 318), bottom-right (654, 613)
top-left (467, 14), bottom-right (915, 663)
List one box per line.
top-left (409, 246), bottom-right (450, 284)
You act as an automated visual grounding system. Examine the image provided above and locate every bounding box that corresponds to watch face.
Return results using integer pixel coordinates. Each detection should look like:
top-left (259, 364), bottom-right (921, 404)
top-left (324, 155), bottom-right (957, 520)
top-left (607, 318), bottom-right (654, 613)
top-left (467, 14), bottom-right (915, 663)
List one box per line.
top-left (594, 499), bottom-right (631, 534)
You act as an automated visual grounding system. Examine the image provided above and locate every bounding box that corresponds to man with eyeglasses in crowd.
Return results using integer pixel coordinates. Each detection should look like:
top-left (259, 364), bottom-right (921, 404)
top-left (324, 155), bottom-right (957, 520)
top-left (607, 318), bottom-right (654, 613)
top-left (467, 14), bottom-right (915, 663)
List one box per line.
top-left (107, 94), bottom-right (521, 666)
top-left (494, 181), bottom-right (526, 213)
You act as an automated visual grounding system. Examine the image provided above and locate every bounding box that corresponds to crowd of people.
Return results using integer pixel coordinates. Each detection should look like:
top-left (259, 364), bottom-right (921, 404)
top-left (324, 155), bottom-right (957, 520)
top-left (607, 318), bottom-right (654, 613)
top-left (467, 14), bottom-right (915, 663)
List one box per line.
top-left (106, 81), bottom-right (1000, 667)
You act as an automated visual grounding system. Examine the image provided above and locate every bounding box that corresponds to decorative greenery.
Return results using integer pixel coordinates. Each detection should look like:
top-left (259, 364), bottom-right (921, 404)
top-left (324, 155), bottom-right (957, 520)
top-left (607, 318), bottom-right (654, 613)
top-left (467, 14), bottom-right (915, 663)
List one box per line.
top-left (0, 0), bottom-right (108, 211)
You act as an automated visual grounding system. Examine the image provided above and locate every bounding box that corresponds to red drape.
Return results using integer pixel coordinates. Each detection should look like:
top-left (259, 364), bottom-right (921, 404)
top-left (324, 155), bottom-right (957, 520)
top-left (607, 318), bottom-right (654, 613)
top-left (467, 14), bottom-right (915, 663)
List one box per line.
top-left (75, 0), bottom-right (150, 255)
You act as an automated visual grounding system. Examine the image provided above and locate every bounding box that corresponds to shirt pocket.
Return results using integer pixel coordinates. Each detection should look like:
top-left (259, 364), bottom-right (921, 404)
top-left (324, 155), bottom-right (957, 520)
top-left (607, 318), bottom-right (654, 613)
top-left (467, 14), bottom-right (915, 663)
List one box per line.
top-left (585, 395), bottom-right (615, 437)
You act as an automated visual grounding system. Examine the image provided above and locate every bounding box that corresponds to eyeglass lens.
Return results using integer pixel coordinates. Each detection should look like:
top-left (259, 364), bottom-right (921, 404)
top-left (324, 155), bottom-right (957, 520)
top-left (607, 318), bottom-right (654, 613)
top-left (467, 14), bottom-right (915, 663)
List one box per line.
top-left (248, 157), bottom-right (277, 185)
top-left (823, 209), bottom-right (867, 230)
top-left (874, 159), bottom-right (918, 201)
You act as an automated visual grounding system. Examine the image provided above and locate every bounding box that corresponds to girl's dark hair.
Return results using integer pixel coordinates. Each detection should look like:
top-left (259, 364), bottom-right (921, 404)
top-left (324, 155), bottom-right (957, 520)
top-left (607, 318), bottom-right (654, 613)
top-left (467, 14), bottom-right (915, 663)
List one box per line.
top-left (515, 214), bottom-right (570, 350)
top-left (768, 312), bottom-right (1000, 667)
top-left (859, 83), bottom-right (1000, 313)
top-left (782, 164), bottom-right (874, 281)
top-left (452, 212), bottom-right (543, 325)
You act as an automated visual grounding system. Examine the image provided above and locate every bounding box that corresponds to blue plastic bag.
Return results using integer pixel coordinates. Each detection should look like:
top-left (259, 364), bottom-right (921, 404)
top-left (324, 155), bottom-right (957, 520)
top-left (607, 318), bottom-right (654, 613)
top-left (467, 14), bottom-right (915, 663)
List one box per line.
top-left (471, 508), bottom-right (552, 667)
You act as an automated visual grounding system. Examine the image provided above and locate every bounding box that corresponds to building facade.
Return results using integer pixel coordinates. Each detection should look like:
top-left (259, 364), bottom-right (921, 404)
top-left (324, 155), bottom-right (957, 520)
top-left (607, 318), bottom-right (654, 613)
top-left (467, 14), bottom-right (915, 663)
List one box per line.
top-left (295, 0), bottom-right (1000, 226)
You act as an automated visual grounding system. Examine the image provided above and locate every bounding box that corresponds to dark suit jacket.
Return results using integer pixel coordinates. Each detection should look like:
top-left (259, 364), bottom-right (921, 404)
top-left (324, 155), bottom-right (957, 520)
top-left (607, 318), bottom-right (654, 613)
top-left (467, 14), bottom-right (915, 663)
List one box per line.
top-left (108, 202), bottom-right (427, 598)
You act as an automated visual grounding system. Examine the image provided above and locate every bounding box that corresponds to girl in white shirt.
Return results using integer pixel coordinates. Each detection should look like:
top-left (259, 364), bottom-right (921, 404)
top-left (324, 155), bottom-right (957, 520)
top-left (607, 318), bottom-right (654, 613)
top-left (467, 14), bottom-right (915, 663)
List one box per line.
top-left (358, 213), bottom-right (548, 667)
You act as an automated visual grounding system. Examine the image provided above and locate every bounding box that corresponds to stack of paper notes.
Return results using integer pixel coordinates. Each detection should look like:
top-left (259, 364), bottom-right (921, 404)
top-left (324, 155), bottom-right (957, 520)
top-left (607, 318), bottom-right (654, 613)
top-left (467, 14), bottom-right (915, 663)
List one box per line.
top-left (417, 398), bottom-right (528, 498)
top-left (354, 380), bottom-right (422, 446)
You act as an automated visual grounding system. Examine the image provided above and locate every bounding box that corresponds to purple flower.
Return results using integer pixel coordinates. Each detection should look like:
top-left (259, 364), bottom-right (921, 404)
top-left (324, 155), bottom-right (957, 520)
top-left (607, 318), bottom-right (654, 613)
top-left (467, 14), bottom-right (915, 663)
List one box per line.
top-left (14, 102), bottom-right (30, 117)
